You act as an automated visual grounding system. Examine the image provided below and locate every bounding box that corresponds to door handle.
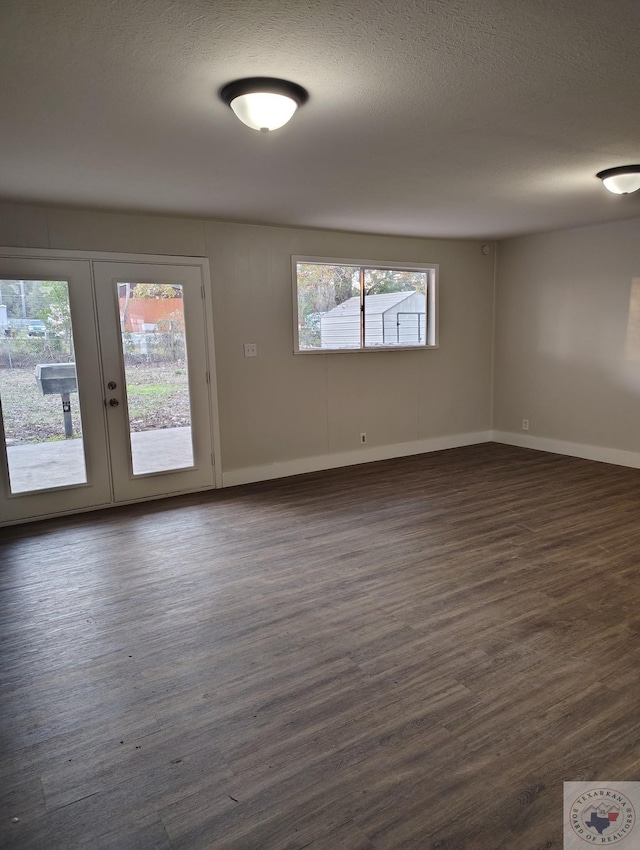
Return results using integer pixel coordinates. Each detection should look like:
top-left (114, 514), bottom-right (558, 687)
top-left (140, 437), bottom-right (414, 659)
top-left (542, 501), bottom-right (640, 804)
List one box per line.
top-left (108, 398), bottom-right (119, 407)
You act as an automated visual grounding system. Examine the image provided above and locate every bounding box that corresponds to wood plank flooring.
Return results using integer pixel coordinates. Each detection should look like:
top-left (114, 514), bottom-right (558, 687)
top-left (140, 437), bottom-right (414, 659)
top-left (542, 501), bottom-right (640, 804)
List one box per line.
top-left (1, 443), bottom-right (640, 849)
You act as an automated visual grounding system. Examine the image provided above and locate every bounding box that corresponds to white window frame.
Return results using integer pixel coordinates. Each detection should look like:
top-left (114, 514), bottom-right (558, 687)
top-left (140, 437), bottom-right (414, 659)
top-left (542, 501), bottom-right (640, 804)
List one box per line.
top-left (292, 255), bottom-right (439, 354)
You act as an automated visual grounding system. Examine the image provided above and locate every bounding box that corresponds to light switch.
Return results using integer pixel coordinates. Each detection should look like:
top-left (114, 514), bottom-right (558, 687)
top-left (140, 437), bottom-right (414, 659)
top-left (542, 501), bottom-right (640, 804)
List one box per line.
top-left (244, 342), bottom-right (257, 357)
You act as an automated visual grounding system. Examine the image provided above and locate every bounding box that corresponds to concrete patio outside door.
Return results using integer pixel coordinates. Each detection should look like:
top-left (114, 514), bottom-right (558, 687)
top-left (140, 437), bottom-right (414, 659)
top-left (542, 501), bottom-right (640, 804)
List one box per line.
top-left (7, 427), bottom-right (193, 495)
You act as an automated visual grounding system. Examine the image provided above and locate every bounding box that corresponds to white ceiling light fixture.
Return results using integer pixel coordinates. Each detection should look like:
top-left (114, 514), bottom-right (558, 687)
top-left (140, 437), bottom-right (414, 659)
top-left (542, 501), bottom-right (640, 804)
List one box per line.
top-left (596, 165), bottom-right (640, 195)
top-left (220, 77), bottom-right (309, 132)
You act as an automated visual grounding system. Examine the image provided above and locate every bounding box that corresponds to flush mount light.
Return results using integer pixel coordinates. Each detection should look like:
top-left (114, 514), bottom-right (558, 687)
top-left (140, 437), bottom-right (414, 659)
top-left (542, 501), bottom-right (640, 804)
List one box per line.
top-left (220, 77), bottom-right (308, 132)
top-left (596, 165), bottom-right (640, 195)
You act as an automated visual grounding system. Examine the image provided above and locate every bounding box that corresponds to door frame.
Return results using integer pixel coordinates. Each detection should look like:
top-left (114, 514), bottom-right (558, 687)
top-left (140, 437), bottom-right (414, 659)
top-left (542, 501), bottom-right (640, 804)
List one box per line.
top-left (0, 247), bottom-right (222, 526)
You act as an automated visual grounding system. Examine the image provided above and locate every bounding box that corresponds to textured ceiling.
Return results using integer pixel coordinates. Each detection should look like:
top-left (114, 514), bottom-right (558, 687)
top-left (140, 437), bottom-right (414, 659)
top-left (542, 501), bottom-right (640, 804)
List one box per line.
top-left (1, 0), bottom-right (639, 239)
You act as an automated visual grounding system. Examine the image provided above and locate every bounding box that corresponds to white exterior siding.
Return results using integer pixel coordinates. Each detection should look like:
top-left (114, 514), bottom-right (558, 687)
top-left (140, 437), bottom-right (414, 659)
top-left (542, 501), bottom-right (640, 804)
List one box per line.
top-left (320, 292), bottom-right (426, 348)
top-left (320, 313), bottom-right (361, 348)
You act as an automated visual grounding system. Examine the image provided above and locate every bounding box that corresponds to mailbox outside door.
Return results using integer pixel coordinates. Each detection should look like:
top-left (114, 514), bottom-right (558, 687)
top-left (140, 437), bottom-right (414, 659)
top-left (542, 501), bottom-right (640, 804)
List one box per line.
top-left (35, 363), bottom-right (79, 438)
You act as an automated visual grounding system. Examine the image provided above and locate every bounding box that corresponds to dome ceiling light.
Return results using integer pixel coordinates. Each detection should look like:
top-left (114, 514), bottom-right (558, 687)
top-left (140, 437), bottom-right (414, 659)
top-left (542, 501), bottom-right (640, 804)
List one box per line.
top-left (596, 165), bottom-right (640, 195)
top-left (220, 77), bottom-right (309, 132)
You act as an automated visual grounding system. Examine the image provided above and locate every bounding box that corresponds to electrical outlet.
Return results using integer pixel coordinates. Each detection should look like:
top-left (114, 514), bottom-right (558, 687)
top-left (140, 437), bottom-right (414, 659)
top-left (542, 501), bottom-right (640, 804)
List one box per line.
top-left (243, 343), bottom-right (257, 358)
top-left (522, 418), bottom-right (529, 431)
top-left (360, 432), bottom-right (367, 445)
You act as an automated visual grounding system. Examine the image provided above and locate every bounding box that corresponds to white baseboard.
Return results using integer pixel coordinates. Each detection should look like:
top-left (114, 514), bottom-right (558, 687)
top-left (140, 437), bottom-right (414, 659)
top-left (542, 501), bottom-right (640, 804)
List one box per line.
top-left (222, 431), bottom-right (493, 487)
top-left (491, 430), bottom-right (640, 470)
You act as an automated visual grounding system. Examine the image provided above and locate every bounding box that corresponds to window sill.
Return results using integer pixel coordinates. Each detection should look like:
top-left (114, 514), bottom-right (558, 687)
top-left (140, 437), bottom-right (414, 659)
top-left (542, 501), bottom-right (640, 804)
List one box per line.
top-left (294, 344), bottom-right (439, 354)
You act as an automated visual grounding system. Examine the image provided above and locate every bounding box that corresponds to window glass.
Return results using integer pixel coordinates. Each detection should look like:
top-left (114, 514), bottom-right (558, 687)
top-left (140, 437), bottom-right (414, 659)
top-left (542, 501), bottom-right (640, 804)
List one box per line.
top-left (297, 263), bottom-right (360, 350)
top-left (294, 258), bottom-right (437, 352)
top-left (363, 269), bottom-right (427, 347)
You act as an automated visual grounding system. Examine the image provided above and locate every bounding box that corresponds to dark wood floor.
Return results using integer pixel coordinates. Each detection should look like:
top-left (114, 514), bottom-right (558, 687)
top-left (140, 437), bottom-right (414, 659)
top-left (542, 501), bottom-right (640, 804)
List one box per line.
top-left (2, 443), bottom-right (640, 849)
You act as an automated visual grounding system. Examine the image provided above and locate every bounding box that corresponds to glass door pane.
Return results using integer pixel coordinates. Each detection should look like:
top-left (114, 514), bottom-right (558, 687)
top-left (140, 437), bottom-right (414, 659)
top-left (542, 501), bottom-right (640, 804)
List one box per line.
top-left (117, 281), bottom-right (194, 475)
top-left (0, 279), bottom-right (87, 493)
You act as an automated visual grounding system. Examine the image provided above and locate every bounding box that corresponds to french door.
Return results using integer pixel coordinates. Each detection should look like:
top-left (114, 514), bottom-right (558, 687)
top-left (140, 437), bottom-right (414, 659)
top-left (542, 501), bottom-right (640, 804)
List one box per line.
top-left (0, 252), bottom-right (217, 526)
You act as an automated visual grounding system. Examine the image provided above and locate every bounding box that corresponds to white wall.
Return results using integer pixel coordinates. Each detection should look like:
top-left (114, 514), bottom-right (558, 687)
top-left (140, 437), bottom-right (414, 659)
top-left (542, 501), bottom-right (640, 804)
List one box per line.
top-left (0, 202), bottom-right (495, 481)
top-left (494, 216), bottom-right (640, 464)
